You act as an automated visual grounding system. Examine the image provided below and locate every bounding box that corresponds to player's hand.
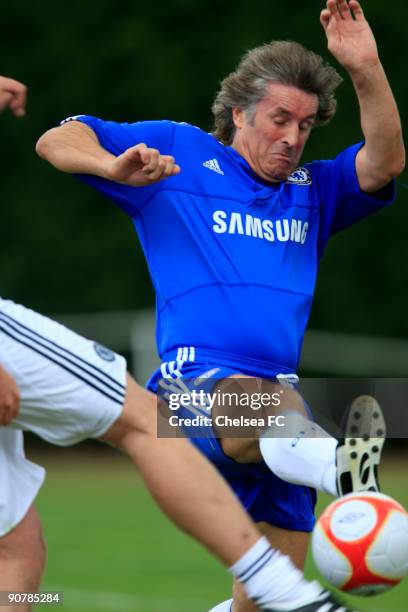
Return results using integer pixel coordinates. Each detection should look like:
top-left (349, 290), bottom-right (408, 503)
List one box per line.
top-left (0, 76), bottom-right (27, 117)
top-left (320, 1), bottom-right (379, 73)
top-left (0, 367), bottom-right (20, 425)
top-left (106, 143), bottom-right (181, 187)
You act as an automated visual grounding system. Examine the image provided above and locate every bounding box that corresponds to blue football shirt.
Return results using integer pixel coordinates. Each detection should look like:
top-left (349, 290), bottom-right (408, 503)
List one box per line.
top-left (68, 116), bottom-right (395, 372)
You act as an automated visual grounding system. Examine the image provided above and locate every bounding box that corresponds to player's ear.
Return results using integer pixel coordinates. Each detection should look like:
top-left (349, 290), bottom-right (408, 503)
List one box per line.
top-left (232, 107), bottom-right (246, 130)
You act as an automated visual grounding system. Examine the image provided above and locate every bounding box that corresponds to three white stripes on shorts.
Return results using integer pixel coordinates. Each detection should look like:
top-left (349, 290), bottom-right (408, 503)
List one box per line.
top-left (160, 346), bottom-right (196, 379)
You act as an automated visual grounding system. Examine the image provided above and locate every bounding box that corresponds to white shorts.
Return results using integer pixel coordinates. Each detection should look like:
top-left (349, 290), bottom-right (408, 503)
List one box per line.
top-left (0, 297), bottom-right (127, 535)
top-left (0, 429), bottom-right (45, 537)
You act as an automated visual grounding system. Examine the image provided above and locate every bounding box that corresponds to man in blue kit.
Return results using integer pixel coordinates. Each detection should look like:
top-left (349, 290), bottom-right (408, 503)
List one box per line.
top-left (1, 77), bottom-right (365, 612)
top-left (37, 1), bottom-right (404, 610)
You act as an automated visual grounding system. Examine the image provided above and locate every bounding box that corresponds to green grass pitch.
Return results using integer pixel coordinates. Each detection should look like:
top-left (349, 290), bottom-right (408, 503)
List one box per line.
top-left (31, 447), bottom-right (408, 611)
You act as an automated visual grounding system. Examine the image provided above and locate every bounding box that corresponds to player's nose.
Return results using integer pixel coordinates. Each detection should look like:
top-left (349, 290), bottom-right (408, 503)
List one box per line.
top-left (281, 124), bottom-right (299, 148)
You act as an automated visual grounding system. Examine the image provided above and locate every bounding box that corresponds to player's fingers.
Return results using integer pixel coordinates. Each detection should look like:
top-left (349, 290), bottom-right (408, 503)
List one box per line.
top-left (160, 155), bottom-right (176, 164)
top-left (0, 406), bottom-right (12, 425)
top-left (326, 0), bottom-right (341, 21)
top-left (157, 159), bottom-right (173, 178)
top-left (4, 81), bottom-right (27, 116)
top-left (320, 9), bottom-right (331, 30)
top-left (161, 159), bottom-right (181, 179)
top-left (142, 148), bottom-right (161, 173)
top-left (145, 157), bottom-right (180, 182)
top-left (349, 0), bottom-right (364, 20)
top-left (0, 77), bottom-right (27, 95)
top-left (126, 142), bottom-right (148, 162)
top-left (133, 142), bottom-right (148, 154)
top-left (336, 0), bottom-right (352, 20)
top-left (111, 144), bottom-right (147, 181)
top-left (120, 143), bottom-right (147, 166)
top-left (143, 156), bottom-right (167, 181)
top-left (9, 97), bottom-right (26, 117)
top-left (0, 92), bottom-right (14, 112)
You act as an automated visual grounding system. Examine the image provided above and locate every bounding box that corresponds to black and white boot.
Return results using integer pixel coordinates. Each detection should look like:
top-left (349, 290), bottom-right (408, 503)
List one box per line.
top-left (336, 395), bottom-right (386, 496)
top-left (262, 587), bottom-right (357, 611)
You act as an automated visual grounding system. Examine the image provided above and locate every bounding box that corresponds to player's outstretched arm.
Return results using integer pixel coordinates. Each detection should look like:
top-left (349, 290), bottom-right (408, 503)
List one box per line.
top-left (0, 365), bottom-right (20, 425)
top-left (36, 122), bottom-right (180, 187)
top-left (320, 0), bottom-right (405, 192)
top-left (0, 76), bottom-right (27, 117)
top-left (0, 79), bottom-right (25, 421)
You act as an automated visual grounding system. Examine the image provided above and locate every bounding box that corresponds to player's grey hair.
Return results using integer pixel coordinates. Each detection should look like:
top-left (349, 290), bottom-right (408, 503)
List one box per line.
top-left (212, 40), bottom-right (343, 145)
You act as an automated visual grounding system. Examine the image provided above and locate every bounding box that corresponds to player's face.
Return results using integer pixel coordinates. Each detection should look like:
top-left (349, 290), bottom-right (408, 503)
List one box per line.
top-left (231, 83), bottom-right (318, 182)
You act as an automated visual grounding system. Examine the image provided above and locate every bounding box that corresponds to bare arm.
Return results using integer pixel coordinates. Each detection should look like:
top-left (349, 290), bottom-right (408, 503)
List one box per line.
top-left (36, 121), bottom-right (181, 186)
top-left (0, 366), bottom-right (20, 425)
top-left (0, 78), bottom-right (24, 421)
top-left (320, 0), bottom-right (405, 193)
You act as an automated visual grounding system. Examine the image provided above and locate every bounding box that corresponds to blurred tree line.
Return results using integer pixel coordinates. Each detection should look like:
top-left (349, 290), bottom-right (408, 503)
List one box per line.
top-left (1, 0), bottom-right (407, 340)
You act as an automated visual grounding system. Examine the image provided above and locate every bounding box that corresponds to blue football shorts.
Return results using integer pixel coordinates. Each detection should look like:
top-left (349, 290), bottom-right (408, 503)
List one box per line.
top-left (147, 358), bottom-right (316, 532)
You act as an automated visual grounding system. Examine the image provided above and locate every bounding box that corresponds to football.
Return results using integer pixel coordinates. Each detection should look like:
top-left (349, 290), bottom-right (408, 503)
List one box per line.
top-left (312, 492), bottom-right (408, 596)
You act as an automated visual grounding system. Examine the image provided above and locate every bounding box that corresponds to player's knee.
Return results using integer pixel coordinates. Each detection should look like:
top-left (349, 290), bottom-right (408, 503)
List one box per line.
top-left (28, 531), bottom-right (47, 590)
top-left (0, 508), bottom-right (47, 590)
top-left (220, 438), bottom-right (262, 463)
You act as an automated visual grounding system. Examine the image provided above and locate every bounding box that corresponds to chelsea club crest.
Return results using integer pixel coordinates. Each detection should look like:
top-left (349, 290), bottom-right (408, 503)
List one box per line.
top-left (286, 167), bottom-right (312, 185)
top-left (93, 342), bottom-right (116, 362)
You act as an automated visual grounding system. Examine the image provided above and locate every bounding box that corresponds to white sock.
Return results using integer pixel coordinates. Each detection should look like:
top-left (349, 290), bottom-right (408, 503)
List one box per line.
top-left (208, 599), bottom-right (233, 612)
top-left (259, 411), bottom-right (338, 496)
top-left (230, 536), bottom-right (323, 609)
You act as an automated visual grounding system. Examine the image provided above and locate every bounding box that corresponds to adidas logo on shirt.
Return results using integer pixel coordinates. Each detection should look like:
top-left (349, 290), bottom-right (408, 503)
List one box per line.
top-left (203, 158), bottom-right (224, 175)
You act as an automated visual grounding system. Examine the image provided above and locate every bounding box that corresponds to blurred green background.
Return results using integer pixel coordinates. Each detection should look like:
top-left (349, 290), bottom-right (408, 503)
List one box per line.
top-left (1, 0), bottom-right (407, 334)
top-left (33, 446), bottom-right (407, 612)
top-left (1, 1), bottom-right (407, 610)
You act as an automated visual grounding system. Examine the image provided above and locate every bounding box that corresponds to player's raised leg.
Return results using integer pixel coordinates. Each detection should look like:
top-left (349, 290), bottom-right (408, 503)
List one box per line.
top-left (212, 374), bottom-right (340, 498)
top-left (259, 395), bottom-right (384, 498)
top-left (212, 376), bottom-right (383, 500)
